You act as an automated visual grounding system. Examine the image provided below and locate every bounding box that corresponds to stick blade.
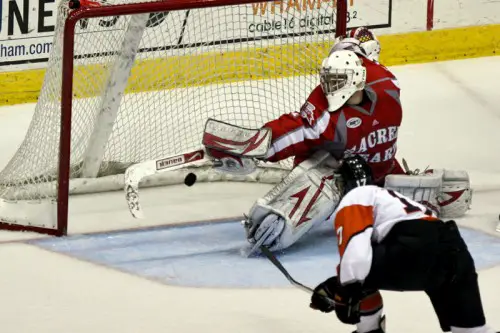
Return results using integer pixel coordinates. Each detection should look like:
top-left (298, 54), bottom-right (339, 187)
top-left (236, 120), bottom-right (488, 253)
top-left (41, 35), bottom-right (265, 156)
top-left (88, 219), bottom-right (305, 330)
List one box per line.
top-left (125, 184), bottom-right (144, 219)
top-left (124, 160), bottom-right (157, 219)
top-left (123, 149), bottom-right (207, 218)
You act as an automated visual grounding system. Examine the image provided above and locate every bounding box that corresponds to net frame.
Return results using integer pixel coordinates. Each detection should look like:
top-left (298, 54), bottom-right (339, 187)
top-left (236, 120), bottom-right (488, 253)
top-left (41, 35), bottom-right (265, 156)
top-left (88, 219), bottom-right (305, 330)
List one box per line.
top-left (0, 0), bottom-right (348, 236)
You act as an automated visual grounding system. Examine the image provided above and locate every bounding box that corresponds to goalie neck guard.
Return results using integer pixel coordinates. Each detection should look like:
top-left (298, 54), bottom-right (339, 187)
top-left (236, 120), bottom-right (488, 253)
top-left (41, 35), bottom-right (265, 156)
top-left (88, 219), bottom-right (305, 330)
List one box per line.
top-left (338, 155), bottom-right (374, 194)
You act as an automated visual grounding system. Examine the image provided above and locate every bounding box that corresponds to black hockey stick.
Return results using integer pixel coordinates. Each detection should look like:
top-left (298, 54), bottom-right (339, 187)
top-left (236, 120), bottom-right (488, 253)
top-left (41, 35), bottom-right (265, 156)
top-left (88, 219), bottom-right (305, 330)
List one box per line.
top-left (259, 246), bottom-right (354, 312)
top-left (259, 245), bottom-right (315, 294)
top-left (259, 246), bottom-right (337, 308)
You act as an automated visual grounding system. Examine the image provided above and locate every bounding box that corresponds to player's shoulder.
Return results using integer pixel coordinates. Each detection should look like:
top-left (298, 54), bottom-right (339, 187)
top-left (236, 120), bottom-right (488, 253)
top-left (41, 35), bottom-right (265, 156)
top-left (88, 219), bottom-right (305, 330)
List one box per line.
top-left (362, 58), bottom-right (398, 83)
top-left (376, 187), bottom-right (420, 208)
top-left (297, 85), bottom-right (329, 126)
top-left (307, 85), bottom-right (329, 106)
top-left (345, 185), bottom-right (381, 198)
top-left (340, 185), bottom-right (380, 207)
top-left (362, 57), bottom-right (389, 72)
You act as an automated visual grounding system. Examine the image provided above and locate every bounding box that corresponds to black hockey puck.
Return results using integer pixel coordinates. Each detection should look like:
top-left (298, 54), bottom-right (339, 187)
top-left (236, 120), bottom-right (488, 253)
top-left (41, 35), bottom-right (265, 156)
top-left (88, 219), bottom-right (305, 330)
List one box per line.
top-left (184, 173), bottom-right (197, 187)
top-left (68, 0), bottom-right (81, 9)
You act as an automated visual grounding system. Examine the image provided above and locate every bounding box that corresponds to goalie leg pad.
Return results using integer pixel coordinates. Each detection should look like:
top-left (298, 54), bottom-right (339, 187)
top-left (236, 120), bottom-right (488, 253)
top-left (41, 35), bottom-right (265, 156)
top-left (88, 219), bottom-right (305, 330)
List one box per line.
top-left (244, 151), bottom-right (341, 254)
top-left (434, 169), bottom-right (473, 219)
top-left (384, 169), bottom-right (473, 218)
top-left (384, 171), bottom-right (443, 216)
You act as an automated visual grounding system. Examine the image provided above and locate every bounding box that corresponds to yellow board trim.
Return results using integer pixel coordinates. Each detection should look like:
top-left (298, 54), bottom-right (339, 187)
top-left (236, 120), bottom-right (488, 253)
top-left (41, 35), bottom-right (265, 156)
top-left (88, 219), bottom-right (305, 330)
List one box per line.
top-left (0, 69), bottom-right (46, 106)
top-left (121, 42), bottom-right (329, 96)
top-left (0, 24), bottom-right (499, 106)
top-left (379, 24), bottom-right (500, 66)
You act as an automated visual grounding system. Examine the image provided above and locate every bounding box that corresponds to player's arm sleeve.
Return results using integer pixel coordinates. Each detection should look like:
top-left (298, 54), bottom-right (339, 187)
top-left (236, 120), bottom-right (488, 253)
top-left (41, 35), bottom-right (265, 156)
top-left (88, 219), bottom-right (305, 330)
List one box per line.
top-left (262, 108), bottom-right (331, 162)
top-left (334, 200), bottom-right (375, 286)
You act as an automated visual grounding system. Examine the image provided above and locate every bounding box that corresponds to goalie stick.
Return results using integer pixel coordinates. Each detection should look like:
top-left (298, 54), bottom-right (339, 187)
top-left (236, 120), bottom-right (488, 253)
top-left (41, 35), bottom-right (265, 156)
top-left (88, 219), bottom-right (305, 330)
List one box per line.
top-left (124, 118), bottom-right (273, 218)
top-left (124, 149), bottom-right (211, 218)
top-left (124, 147), bottom-right (258, 218)
top-left (259, 245), bottom-right (335, 307)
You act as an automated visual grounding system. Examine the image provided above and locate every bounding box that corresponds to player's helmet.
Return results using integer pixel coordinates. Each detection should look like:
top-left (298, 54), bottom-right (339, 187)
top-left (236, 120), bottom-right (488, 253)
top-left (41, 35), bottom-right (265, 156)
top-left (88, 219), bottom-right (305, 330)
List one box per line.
top-left (320, 50), bottom-right (367, 112)
top-left (330, 27), bottom-right (381, 62)
top-left (349, 27), bottom-right (381, 62)
top-left (330, 36), bottom-right (365, 56)
top-left (338, 155), bottom-right (374, 194)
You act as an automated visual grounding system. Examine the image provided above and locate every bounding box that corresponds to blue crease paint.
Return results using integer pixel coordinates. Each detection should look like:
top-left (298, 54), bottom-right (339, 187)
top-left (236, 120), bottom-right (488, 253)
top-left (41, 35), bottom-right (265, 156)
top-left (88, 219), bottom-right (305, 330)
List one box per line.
top-left (30, 221), bottom-right (500, 288)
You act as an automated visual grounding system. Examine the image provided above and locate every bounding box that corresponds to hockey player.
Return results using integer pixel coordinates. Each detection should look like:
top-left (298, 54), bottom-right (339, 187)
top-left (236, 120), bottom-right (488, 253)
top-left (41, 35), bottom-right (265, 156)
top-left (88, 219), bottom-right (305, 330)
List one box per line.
top-left (309, 156), bottom-right (495, 333)
top-left (262, 49), bottom-right (401, 182)
top-left (202, 47), bottom-right (404, 255)
top-left (242, 47), bottom-right (406, 254)
top-left (330, 27), bottom-right (382, 63)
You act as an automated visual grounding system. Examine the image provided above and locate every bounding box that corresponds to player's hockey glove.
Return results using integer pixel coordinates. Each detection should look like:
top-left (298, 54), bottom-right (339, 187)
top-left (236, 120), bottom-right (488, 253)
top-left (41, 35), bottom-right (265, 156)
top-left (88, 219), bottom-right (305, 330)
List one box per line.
top-left (333, 282), bottom-right (363, 325)
top-left (311, 276), bottom-right (363, 323)
top-left (310, 276), bottom-right (338, 313)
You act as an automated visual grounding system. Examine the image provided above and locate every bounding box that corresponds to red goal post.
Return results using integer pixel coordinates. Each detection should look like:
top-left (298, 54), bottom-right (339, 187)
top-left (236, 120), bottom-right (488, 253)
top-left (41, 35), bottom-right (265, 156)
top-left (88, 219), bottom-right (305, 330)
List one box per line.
top-left (0, 0), bottom-right (348, 236)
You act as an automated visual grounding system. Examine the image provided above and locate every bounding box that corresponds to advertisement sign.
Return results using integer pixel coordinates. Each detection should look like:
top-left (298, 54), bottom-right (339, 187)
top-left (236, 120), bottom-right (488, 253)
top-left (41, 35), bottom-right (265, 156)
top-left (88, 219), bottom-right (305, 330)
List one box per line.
top-left (0, 0), bottom-right (391, 69)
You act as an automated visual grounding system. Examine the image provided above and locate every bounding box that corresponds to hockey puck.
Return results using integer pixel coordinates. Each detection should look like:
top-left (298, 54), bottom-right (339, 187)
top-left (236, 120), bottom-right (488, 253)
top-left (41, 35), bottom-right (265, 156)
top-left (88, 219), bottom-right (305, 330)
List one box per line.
top-left (184, 173), bottom-right (197, 187)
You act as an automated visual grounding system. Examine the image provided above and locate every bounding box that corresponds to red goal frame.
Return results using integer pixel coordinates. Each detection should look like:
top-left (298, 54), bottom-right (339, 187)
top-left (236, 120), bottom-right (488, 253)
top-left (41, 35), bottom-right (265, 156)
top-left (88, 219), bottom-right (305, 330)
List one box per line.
top-left (0, 0), bottom-right (348, 236)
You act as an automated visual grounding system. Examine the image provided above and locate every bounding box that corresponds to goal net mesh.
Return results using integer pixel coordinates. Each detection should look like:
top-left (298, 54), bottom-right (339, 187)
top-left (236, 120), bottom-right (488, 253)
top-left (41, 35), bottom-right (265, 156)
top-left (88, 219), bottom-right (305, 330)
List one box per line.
top-left (0, 0), bottom-right (337, 204)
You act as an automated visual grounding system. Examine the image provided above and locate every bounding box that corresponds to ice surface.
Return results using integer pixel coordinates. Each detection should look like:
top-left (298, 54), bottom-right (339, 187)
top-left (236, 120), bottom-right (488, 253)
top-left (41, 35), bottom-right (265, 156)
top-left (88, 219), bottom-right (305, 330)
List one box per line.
top-left (31, 219), bottom-right (500, 288)
top-left (0, 57), bottom-right (499, 333)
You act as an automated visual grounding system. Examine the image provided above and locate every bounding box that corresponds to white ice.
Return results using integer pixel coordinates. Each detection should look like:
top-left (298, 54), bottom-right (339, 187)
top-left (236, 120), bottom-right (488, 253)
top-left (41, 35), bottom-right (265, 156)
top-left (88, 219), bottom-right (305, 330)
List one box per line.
top-left (0, 56), bottom-right (499, 333)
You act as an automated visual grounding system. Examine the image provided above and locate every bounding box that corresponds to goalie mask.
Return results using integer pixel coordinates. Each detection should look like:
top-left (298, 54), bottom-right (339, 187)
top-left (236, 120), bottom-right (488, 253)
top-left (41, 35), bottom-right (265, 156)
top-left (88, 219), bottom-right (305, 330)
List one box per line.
top-left (320, 50), bottom-right (367, 112)
top-left (338, 155), bottom-right (374, 194)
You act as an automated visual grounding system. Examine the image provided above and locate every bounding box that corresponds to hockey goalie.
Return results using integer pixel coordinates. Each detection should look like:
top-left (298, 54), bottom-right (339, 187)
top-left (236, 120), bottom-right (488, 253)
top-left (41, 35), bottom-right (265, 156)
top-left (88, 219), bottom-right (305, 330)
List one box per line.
top-left (202, 28), bottom-right (472, 256)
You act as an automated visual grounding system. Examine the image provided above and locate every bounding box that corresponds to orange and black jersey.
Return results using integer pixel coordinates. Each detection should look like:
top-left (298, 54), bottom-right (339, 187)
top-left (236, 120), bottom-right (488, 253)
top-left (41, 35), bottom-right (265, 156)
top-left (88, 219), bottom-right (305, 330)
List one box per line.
top-left (332, 185), bottom-right (438, 286)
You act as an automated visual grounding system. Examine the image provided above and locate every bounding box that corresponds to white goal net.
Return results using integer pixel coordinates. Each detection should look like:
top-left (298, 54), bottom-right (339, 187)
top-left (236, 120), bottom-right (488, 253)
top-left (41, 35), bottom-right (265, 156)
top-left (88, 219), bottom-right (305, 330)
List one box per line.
top-left (0, 0), bottom-right (343, 234)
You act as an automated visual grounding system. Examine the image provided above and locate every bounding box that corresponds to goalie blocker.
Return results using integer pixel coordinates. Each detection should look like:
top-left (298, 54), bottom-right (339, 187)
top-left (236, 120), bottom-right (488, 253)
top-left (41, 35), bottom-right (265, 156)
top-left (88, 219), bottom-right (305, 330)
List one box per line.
top-left (202, 118), bottom-right (272, 158)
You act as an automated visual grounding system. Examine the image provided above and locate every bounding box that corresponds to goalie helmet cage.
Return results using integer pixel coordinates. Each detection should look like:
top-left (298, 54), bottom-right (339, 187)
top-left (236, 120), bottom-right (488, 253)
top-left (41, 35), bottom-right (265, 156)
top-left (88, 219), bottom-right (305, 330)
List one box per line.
top-left (0, 0), bottom-right (348, 236)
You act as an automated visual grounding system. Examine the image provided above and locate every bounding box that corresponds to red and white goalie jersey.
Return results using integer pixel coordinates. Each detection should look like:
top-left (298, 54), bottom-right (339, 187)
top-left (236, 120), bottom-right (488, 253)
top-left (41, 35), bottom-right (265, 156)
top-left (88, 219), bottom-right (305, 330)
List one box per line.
top-left (332, 185), bottom-right (438, 286)
top-left (263, 58), bottom-right (404, 183)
